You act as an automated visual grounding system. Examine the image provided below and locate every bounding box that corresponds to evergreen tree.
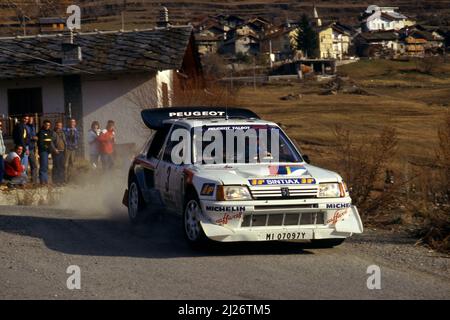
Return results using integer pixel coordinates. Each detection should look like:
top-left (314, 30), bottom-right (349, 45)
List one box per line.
top-left (296, 14), bottom-right (318, 58)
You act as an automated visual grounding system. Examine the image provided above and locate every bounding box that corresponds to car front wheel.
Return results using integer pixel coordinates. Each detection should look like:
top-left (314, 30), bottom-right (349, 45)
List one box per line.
top-left (183, 196), bottom-right (207, 245)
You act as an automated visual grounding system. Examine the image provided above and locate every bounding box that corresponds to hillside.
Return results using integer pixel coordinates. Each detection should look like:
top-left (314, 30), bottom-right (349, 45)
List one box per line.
top-left (1, 0), bottom-right (450, 36)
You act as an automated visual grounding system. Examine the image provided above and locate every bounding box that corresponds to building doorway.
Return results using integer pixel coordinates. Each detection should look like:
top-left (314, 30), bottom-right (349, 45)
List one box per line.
top-left (7, 87), bottom-right (43, 116)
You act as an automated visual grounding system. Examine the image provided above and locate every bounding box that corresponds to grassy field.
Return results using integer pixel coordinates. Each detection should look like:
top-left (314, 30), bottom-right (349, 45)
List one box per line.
top-left (234, 59), bottom-right (450, 175)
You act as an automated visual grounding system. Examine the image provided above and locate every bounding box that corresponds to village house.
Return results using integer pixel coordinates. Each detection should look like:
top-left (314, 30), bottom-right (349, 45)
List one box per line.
top-left (38, 17), bottom-right (67, 34)
top-left (310, 6), bottom-right (355, 60)
top-left (260, 26), bottom-right (299, 61)
top-left (0, 24), bottom-right (202, 156)
top-left (226, 23), bottom-right (259, 40)
top-left (354, 31), bottom-right (400, 57)
top-left (360, 5), bottom-right (415, 32)
top-left (317, 22), bottom-right (354, 60)
top-left (217, 15), bottom-right (246, 29)
top-left (400, 28), bottom-right (445, 57)
top-left (195, 23), bottom-right (227, 55)
top-left (247, 17), bottom-right (272, 35)
top-left (221, 34), bottom-right (260, 56)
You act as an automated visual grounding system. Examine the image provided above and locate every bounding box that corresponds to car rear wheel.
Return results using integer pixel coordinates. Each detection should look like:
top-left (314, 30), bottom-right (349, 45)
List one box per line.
top-left (128, 179), bottom-right (147, 224)
top-left (183, 196), bottom-right (207, 245)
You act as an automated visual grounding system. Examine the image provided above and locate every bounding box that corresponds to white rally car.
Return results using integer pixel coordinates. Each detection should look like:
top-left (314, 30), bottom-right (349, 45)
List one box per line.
top-left (123, 107), bottom-right (363, 247)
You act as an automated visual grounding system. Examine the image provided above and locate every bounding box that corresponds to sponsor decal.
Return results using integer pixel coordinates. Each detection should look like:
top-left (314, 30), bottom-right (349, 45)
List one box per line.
top-left (169, 111), bottom-right (226, 118)
top-left (326, 209), bottom-right (349, 225)
top-left (249, 178), bottom-right (316, 186)
top-left (206, 206), bottom-right (246, 212)
top-left (215, 212), bottom-right (243, 225)
top-left (206, 126), bottom-right (251, 131)
top-left (326, 203), bottom-right (351, 209)
top-left (200, 183), bottom-right (215, 196)
top-left (268, 165), bottom-right (306, 175)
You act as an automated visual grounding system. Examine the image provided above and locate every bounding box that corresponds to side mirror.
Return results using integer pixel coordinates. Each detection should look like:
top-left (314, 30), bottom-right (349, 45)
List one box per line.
top-left (303, 154), bottom-right (311, 164)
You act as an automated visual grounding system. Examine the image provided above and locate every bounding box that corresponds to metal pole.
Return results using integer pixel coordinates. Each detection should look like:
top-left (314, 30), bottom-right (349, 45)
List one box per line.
top-left (253, 56), bottom-right (256, 91)
top-left (68, 102), bottom-right (72, 119)
top-left (269, 40), bottom-right (273, 68)
top-left (230, 67), bottom-right (233, 92)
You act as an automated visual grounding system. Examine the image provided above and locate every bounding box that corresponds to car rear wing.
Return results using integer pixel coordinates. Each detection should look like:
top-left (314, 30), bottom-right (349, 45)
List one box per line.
top-left (141, 107), bottom-right (260, 130)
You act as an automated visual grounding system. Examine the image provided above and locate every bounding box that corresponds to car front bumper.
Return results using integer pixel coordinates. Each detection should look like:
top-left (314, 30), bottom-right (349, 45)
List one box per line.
top-left (199, 199), bottom-right (364, 242)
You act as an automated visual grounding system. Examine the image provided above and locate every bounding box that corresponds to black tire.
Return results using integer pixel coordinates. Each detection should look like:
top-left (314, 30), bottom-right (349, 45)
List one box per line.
top-left (183, 193), bottom-right (208, 246)
top-left (128, 178), bottom-right (147, 225)
top-left (310, 238), bottom-right (346, 248)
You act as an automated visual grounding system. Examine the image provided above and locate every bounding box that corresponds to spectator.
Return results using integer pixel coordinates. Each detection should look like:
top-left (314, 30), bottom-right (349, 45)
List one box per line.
top-left (12, 115), bottom-right (30, 149)
top-left (87, 121), bottom-right (101, 169)
top-left (64, 118), bottom-right (80, 181)
top-left (98, 120), bottom-right (116, 170)
top-left (0, 120), bottom-right (5, 183)
top-left (26, 116), bottom-right (38, 183)
top-left (12, 115), bottom-right (30, 173)
top-left (4, 145), bottom-right (27, 186)
top-left (52, 121), bottom-right (66, 185)
top-left (37, 120), bottom-right (54, 185)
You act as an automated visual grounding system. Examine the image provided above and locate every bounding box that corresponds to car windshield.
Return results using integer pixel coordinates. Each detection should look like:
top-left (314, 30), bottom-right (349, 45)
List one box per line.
top-left (192, 124), bottom-right (302, 164)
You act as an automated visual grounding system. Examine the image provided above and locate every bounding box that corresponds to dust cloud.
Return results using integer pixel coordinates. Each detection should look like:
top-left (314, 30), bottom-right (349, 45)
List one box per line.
top-left (53, 160), bottom-right (132, 219)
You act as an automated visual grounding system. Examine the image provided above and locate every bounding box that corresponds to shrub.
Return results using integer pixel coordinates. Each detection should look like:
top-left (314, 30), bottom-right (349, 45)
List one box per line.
top-left (332, 125), bottom-right (399, 218)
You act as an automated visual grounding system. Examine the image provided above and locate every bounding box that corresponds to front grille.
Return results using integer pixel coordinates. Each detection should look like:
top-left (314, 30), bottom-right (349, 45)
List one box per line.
top-left (254, 204), bottom-right (318, 211)
top-left (240, 212), bottom-right (325, 228)
top-left (250, 185), bottom-right (318, 200)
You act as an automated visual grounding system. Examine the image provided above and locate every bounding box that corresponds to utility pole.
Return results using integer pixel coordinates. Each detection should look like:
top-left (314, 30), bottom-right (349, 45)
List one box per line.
top-left (22, 16), bottom-right (26, 36)
top-left (121, 0), bottom-right (126, 31)
top-left (269, 39), bottom-right (273, 68)
top-left (253, 56), bottom-right (257, 91)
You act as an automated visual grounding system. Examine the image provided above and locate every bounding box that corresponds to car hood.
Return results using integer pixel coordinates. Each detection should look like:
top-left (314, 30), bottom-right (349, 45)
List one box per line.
top-left (192, 163), bottom-right (342, 186)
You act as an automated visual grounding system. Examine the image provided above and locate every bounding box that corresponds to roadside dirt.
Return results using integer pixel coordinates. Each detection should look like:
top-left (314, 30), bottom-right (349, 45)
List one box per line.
top-left (0, 205), bottom-right (448, 299)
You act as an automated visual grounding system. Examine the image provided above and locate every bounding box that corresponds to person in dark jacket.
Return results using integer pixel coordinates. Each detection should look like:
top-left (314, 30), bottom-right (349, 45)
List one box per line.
top-left (52, 121), bottom-right (66, 185)
top-left (26, 116), bottom-right (38, 183)
top-left (12, 115), bottom-right (30, 149)
top-left (37, 120), bottom-right (54, 185)
top-left (64, 118), bottom-right (79, 182)
top-left (0, 120), bottom-right (6, 183)
top-left (12, 115), bottom-right (30, 177)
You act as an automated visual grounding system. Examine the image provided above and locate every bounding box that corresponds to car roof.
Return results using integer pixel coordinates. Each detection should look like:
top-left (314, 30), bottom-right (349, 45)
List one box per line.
top-left (162, 118), bottom-right (278, 128)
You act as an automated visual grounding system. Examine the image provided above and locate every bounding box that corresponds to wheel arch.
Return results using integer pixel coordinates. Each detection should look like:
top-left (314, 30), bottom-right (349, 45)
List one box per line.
top-left (129, 166), bottom-right (146, 191)
top-left (184, 184), bottom-right (199, 204)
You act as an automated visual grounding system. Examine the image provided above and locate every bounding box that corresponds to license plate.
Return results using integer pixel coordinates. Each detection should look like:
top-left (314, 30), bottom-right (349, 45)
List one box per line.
top-left (264, 230), bottom-right (313, 241)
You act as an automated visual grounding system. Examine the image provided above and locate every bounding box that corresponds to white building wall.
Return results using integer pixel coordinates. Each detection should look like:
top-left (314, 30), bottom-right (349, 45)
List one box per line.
top-left (367, 17), bottom-right (405, 31)
top-left (156, 70), bottom-right (174, 108)
top-left (0, 77), bottom-right (65, 118)
top-left (81, 72), bottom-right (161, 157)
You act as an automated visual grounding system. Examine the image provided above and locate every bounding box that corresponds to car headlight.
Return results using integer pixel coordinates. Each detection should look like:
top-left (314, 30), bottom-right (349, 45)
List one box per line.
top-left (217, 186), bottom-right (252, 201)
top-left (318, 183), bottom-right (345, 198)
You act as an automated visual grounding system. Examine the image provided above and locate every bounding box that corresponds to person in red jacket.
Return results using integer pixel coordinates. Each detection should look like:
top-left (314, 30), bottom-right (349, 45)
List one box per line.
top-left (98, 120), bottom-right (116, 170)
top-left (4, 145), bottom-right (28, 186)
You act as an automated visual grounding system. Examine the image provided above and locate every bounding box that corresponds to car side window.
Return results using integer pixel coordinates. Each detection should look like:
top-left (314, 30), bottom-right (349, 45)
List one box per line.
top-left (162, 124), bottom-right (186, 164)
top-left (147, 125), bottom-right (171, 159)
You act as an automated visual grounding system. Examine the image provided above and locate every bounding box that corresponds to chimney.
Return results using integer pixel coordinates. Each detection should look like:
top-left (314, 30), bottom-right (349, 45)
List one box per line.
top-left (62, 30), bottom-right (82, 65)
top-left (157, 6), bottom-right (170, 28)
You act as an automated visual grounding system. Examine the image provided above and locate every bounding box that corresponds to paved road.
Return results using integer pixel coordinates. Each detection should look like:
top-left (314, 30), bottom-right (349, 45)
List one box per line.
top-left (0, 205), bottom-right (449, 299)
